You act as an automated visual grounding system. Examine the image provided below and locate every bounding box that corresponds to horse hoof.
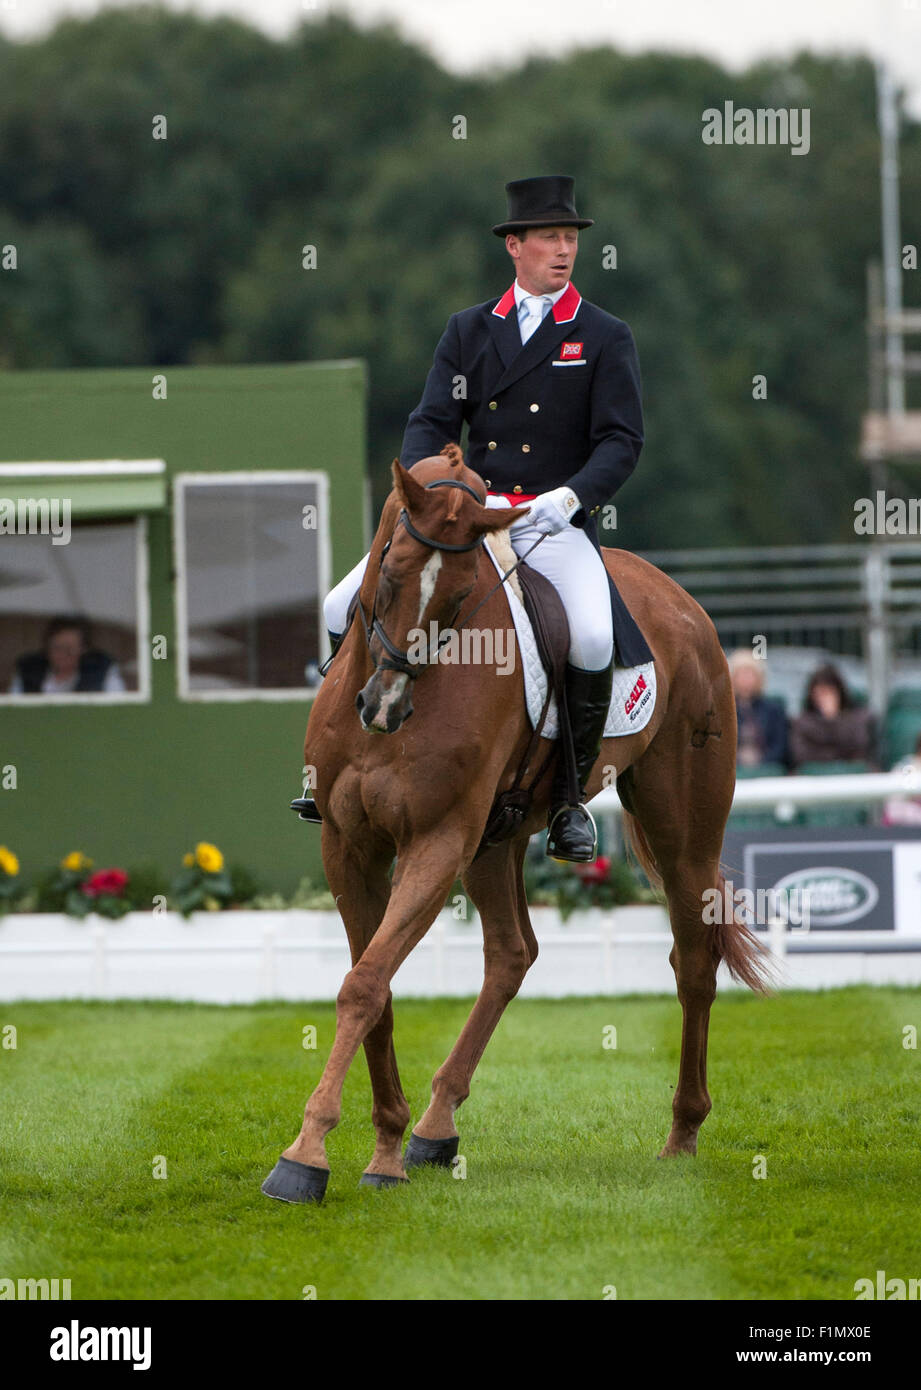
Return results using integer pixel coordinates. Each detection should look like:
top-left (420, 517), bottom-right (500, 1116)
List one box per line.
top-left (404, 1132), bottom-right (459, 1170)
top-left (261, 1155), bottom-right (330, 1204)
top-left (358, 1171), bottom-right (409, 1189)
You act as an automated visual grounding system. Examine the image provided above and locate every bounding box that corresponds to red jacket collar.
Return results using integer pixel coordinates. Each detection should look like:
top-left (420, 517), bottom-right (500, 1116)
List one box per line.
top-left (491, 282), bottom-right (582, 324)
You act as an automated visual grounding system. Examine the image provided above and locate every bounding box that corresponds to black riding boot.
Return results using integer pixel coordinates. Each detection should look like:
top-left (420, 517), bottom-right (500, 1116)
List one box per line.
top-left (546, 659), bottom-right (615, 863)
top-left (290, 630), bottom-right (342, 823)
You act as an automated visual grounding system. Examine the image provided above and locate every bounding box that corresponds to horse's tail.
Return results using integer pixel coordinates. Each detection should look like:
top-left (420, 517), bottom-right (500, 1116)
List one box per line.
top-left (621, 809), bottom-right (663, 894)
top-left (622, 810), bottom-right (775, 995)
top-left (710, 867), bottom-right (777, 994)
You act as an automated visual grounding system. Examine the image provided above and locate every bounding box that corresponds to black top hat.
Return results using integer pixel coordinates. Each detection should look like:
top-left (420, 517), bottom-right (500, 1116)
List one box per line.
top-left (492, 175), bottom-right (593, 237)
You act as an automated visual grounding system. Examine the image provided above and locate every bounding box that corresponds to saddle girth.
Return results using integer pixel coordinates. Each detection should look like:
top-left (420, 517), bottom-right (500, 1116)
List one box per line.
top-left (477, 560), bottom-right (581, 854)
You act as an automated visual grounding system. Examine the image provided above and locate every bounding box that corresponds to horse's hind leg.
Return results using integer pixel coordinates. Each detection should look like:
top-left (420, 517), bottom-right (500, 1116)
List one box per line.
top-left (407, 835), bottom-right (534, 1168)
top-left (262, 824), bottom-right (410, 1201)
top-left (658, 855), bottom-right (722, 1156)
top-left (618, 720), bottom-right (733, 1157)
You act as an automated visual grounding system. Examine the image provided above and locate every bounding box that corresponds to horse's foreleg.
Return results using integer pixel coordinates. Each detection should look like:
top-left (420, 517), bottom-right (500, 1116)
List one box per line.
top-left (407, 836), bottom-right (534, 1167)
top-left (323, 824), bottom-right (413, 1185)
top-left (323, 825), bottom-right (414, 1185)
top-left (265, 829), bottom-right (469, 1200)
top-left (263, 823), bottom-right (398, 1203)
top-left (358, 991), bottom-right (412, 1185)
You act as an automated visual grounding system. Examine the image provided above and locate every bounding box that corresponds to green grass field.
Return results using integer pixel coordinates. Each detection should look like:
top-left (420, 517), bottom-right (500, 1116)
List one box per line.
top-left (1, 988), bottom-right (918, 1300)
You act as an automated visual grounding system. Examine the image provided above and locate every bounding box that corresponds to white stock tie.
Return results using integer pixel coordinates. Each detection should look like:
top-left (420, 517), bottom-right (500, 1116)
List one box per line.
top-left (518, 294), bottom-right (553, 344)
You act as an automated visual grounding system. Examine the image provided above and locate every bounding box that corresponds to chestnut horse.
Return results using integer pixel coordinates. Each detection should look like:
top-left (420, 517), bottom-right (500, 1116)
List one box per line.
top-left (262, 445), bottom-right (769, 1204)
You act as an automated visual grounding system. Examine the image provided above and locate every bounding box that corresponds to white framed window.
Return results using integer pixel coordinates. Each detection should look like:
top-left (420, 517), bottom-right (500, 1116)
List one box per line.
top-left (0, 515), bottom-right (151, 706)
top-left (173, 471), bottom-right (330, 701)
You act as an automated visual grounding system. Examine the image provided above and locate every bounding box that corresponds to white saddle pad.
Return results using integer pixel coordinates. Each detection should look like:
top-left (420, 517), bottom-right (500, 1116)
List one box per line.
top-left (484, 539), bottom-right (656, 739)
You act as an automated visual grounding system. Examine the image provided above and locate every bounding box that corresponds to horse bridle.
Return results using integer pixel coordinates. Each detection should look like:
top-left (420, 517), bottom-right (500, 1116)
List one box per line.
top-left (357, 477), bottom-right (487, 679)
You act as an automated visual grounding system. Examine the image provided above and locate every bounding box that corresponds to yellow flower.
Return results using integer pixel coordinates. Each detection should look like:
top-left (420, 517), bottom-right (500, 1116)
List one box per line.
top-left (0, 846), bottom-right (19, 877)
top-left (183, 852), bottom-right (195, 868)
top-left (195, 842), bottom-right (224, 874)
top-left (61, 850), bottom-right (92, 873)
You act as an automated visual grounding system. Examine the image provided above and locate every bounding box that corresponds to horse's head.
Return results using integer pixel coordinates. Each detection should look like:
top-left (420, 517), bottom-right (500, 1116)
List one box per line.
top-left (356, 444), bottom-right (529, 733)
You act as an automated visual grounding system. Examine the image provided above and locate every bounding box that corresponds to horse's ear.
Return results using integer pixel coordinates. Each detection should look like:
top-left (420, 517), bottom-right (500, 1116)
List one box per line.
top-left (472, 504), bottom-right (531, 533)
top-left (439, 442), bottom-right (464, 468)
top-left (391, 458), bottom-right (428, 511)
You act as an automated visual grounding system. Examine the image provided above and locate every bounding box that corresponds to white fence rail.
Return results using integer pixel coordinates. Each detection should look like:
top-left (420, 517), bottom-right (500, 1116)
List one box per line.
top-left (2, 774), bottom-right (920, 1003)
top-left (594, 767), bottom-right (921, 815)
top-left (2, 905), bottom-right (921, 1004)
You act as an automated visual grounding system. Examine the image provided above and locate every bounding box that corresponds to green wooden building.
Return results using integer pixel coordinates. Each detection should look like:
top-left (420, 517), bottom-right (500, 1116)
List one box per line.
top-left (0, 361), bottom-right (367, 894)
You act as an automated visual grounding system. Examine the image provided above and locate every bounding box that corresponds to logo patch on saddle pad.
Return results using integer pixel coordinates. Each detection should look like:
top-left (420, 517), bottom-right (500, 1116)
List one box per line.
top-left (624, 672), bottom-right (653, 724)
top-left (482, 540), bottom-right (657, 739)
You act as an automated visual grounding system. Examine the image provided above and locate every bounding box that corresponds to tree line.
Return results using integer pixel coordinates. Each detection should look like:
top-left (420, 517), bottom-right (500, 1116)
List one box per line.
top-left (1, 6), bottom-right (918, 548)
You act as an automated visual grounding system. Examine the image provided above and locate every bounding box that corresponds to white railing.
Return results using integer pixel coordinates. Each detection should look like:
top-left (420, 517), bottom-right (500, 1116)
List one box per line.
top-left (2, 775), bottom-right (920, 1004)
top-left (593, 766), bottom-right (921, 815)
top-left (2, 903), bottom-right (921, 1004)
top-left (0, 908), bottom-right (675, 1002)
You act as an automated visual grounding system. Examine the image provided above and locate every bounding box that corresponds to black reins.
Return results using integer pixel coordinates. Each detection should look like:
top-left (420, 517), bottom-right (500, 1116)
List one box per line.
top-left (341, 476), bottom-right (546, 680)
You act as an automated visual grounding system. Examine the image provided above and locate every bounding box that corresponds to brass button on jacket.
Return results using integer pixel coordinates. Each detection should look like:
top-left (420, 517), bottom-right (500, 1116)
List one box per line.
top-left (530, 403), bottom-right (540, 412)
top-left (488, 441), bottom-right (497, 451)
top-left (521, 444), bottom-right (531, 453)
top-left (513, 484), bottom-right (523, 493)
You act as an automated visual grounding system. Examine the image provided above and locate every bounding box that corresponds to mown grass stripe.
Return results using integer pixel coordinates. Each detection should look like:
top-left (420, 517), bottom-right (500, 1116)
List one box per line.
top-left (0, 990), bottom-right (918, 1299)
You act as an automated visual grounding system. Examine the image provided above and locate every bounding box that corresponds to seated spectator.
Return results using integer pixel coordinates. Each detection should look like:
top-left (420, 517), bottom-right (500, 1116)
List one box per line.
top-left (790, 663), bottom-right (876, 769)
top-left (9, 615), bottom-right (126, 695)
top-left (729, 650), bottom-right (789, 768)
top-left (882, 732), bottom-right (921, 826)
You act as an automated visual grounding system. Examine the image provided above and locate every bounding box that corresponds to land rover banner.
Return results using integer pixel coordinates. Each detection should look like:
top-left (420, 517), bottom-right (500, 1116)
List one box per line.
top-left (720, 827), bottom-right (921, 934)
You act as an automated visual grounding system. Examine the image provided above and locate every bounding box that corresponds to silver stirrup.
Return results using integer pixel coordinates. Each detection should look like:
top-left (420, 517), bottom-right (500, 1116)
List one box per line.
top-left (546, 803), bottom-right (598, 860)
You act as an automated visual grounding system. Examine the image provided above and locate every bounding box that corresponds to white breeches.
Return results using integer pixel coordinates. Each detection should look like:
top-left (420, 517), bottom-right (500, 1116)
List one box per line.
top-left (323, 497), bottom-right (614, 672)
top-left (324, 552), bottom-right (371, 639)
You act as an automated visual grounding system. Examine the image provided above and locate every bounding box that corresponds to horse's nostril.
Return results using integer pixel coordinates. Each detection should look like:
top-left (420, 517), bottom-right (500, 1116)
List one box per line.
top-left (355, 691), bottom-right (365, 712)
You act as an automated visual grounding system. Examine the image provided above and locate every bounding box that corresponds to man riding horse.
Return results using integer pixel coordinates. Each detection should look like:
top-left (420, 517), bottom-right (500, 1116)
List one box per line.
top-left (266, 181), bottom-right (767, 1203)
top-left (302, 174), bottom-right (645, 862)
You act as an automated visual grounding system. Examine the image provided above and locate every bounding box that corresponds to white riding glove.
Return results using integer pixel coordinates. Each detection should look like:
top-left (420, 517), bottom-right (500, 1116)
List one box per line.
top-left (525, 485), bottom-right (582, 535)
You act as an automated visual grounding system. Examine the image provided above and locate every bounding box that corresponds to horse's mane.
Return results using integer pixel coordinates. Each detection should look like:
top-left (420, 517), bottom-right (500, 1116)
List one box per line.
top-left (402, 444), bottom-right (486, 519)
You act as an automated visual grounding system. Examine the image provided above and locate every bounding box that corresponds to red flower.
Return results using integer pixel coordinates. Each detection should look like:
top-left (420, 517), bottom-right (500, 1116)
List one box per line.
top-left (573, 855), bottom-right (611, 885)
top-left (82, 868), bottom-right (129, 898)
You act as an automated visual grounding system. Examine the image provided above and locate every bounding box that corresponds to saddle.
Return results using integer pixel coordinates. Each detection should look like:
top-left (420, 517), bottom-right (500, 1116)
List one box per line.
top-left (476, 560), bottom-right (580, 854)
